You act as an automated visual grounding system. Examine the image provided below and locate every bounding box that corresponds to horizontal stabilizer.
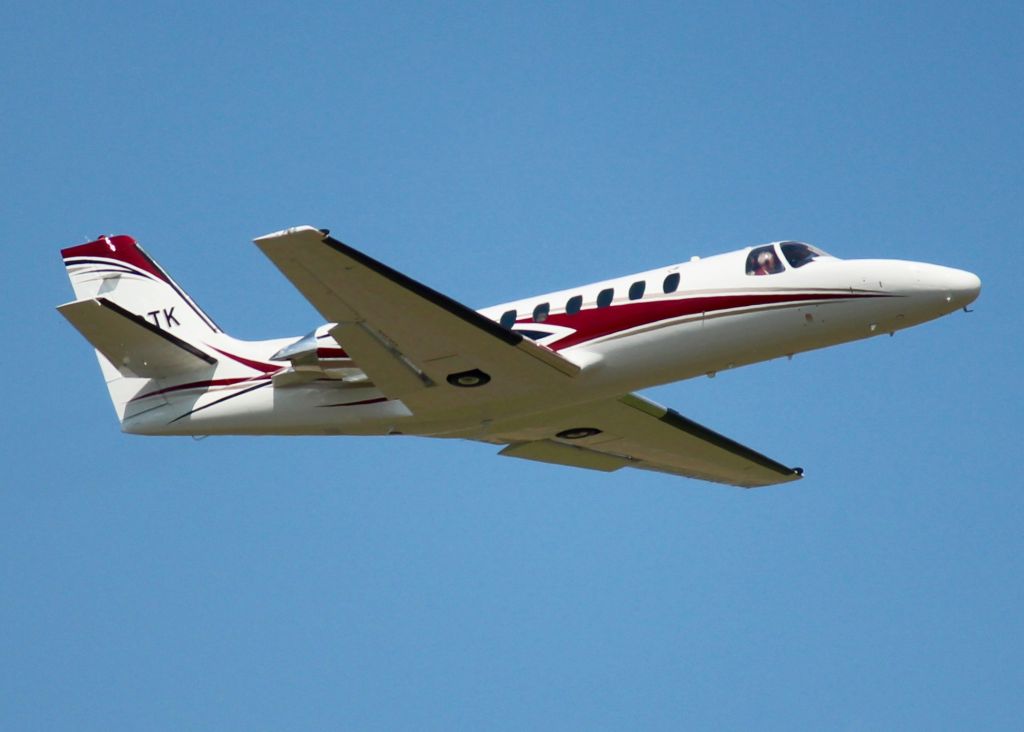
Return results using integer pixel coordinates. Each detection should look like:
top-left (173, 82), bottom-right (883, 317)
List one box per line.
top-left (58, 298), bottom-right (217, 378)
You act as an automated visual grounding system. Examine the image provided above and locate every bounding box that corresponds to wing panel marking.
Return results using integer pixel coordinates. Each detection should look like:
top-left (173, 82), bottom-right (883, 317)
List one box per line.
top-left (499, 440), bottom-right (630, 472)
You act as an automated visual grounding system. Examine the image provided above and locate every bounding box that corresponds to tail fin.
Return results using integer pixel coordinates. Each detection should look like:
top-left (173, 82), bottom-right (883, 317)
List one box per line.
top-left (59, 235), bottom-right (223, 422)
top-left (61, 235), bottom-right (222, 337)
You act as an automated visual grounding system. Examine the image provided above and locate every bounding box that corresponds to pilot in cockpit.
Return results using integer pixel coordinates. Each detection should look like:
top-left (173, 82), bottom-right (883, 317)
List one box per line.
top-left (748, 247), bottom-right (783, 276)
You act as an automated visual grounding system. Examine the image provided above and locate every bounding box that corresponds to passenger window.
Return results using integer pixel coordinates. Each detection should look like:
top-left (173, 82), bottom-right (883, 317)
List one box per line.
top-left (533, 302), bottom-right (549, 322)
top-left (663, 272), bottom-right (680, 293)
top-left (628, 280), bottom-right (646, 300)
top-left (596, 288), bottom-right (614, 308)
top-left (566, 295), bottom-right (583, 315)
top-left (499, 309), bottom-right (517, 329)
top-left (745, 245), bottom-right (785, 276)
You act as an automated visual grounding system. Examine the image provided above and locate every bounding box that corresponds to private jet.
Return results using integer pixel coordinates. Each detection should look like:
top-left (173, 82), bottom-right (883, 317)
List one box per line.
top-left (58, 226), bottom-right (980, 487)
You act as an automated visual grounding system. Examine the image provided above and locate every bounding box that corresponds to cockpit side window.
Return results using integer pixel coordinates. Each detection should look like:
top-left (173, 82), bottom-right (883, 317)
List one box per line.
top-left (781, 241), bottom-right (826, 268)
top-left (745, 245), bottom-right (785, 276)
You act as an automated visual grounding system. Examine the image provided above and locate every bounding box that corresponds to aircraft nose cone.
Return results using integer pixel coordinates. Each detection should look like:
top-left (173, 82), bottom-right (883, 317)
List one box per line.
top-left (943, 267), bottom-right (981, 308)
top-left (912, 263), bottom-right (981, 312)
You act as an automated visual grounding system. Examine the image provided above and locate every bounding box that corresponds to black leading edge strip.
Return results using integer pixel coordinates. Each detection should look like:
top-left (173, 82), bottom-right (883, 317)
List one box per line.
top-left (320, 234), bottom-right (523, 347)
top-left (660, 408), bottom-right (801, 477)
top-left (98, 299), bottom-right (217, 365)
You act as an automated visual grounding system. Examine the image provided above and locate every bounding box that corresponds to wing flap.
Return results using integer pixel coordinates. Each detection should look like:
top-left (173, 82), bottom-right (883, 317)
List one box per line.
top-left (500, 440), bottom-right (630, 472)
top-left (328, 321), bottom-right (433, 397)
top-left (58, 298), bottom-right (217, 378)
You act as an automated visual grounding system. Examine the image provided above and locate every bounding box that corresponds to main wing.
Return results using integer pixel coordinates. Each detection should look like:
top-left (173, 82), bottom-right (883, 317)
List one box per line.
top-left (489, 393), bottom-right (803, 488)
top-left (255, 226), bottom-right (579, 414)
top-left (255, 226), bottom-right (801, 487)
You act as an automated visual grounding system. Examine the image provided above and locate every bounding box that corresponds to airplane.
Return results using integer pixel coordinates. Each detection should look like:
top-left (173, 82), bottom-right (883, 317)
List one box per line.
top-left (57, 226), bottom-right (981, 488)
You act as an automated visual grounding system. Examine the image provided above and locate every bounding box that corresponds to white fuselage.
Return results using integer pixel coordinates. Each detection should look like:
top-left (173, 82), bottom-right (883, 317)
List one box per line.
top-left (121, 243), bottom-right (979, 439)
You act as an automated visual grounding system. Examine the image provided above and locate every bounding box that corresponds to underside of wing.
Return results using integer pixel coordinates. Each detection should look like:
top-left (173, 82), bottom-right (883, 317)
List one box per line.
top-left (489, 393), bottom-right (803, 488)
top-left (254, 226), bottom-right (578, 414)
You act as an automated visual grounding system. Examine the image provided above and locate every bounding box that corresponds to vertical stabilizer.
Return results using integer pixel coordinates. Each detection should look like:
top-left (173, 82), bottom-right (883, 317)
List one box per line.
top-left (61, 235), bottom-right (222, 338)
top-left (59, 235), bottom-right (226, 423)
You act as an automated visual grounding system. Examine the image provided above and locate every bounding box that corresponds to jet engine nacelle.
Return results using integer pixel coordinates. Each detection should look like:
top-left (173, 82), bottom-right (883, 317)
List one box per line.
top-left (270, 324), bottom-right (367, 386)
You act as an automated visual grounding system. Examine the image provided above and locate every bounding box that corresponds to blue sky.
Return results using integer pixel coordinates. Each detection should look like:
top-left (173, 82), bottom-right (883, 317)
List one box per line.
top-left (3, 2), bottom-right (1022, 729)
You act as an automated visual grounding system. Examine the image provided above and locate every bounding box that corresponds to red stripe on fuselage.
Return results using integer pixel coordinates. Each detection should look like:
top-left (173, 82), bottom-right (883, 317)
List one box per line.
top-left (316, 347), bottom-right (349, 358)
top-left (131, 375), bottom-right (273, 401)
top-left (209, 346), bottom-right (283, 374)
top-left (525, 291), bottom-right (887, 350)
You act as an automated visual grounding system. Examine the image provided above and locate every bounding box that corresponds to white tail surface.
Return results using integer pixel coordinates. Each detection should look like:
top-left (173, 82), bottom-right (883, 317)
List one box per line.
top-left (61, 235), bottom-right (222, 338)
top-left (59, 235), bottom-right (230, 423)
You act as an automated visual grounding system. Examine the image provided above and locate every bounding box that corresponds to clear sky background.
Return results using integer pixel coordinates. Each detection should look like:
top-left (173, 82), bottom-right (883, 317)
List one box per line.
top-left (3, 2), bottom-right (1021, 729)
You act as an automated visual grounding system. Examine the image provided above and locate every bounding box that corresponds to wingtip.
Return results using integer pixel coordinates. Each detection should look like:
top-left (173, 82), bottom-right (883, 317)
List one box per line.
top-left (253, 225), bottom-right (326, 245)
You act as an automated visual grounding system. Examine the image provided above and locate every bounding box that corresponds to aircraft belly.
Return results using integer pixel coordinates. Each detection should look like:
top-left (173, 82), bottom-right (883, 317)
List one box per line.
top-left (124, 382), bottom-right (412, 436)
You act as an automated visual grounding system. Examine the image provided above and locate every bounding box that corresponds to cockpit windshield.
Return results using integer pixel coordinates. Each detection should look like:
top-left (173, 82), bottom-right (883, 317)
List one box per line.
top-left (780, 241), bottom-right (830, 268)
top-left (745, 241), bottom-right (833, 276)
